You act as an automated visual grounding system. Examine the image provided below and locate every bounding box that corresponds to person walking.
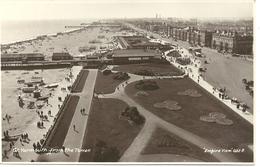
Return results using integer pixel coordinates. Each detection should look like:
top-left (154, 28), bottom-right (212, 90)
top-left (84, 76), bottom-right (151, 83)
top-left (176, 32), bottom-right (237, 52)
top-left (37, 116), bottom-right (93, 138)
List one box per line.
top-left (62, 145), bottom-right (66, 153)
top-left (33, 143), bottom-right (36, 150)
top-left (3, 149), bottom-right (8, 159)
top-left (73, 124), bottom-right (76, 132)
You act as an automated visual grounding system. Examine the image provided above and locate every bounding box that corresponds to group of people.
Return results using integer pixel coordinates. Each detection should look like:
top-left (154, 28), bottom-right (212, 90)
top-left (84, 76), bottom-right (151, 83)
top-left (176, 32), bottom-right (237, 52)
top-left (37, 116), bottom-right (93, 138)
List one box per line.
top-left (3, 130), bottom-right (10, 139)
top-left (80, 108), bottom-right (86, 115)
top-left (3, 114), bottom-right (12, 124)
top-left (32, 141), bottom-right (43, 153)
top-left (21, 133), bottom-right (29, 142)
top-left (37, 121), bottom-right (44, 129)
top-left (116, 80), bottom-right (129, 91)
top-left (36, 110), bottom-right (49, 122)
top-left (19, 133), bottom-right (30, 145)
top-left (213, 87), bottom-right (248, 113)
top-left (2, 139), bottom-right (16, 159)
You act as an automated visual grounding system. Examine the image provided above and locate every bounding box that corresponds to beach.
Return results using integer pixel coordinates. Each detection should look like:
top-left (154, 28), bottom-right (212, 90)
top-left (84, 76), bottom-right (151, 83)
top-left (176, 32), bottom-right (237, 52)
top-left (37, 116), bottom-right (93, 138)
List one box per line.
top-left (1, 23), bottom-right (136, 158)
top-left (2, 24), bottom-right (136, 60)
top-left (1, 68), bottom-right (71, 151)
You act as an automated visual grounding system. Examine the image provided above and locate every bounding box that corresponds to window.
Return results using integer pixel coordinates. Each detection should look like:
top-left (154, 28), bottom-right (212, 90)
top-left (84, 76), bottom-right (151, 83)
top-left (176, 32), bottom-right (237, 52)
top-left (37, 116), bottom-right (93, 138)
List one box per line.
top-left (129, 57), bottom-right (141, 61)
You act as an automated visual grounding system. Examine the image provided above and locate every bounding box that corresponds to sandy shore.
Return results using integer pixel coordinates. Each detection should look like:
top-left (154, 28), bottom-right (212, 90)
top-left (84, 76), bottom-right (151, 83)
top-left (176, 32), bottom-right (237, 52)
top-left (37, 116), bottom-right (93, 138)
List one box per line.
top-left (1, 67), bottom-right (81, 154)
top-left (2, 25), bottom-right (137, 60)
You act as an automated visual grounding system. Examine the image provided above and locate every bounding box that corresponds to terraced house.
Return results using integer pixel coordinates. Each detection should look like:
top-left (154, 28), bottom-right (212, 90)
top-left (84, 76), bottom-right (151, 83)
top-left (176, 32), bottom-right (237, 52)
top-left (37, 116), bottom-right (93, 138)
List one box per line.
top-left (212, 31), bottom-right (253, 54)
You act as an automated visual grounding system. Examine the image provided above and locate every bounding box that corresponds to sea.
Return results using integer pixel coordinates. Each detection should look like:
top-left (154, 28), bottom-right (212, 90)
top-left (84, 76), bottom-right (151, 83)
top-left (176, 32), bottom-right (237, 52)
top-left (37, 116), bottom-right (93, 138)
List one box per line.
top-left (0, 19), bottom-right (96, 44)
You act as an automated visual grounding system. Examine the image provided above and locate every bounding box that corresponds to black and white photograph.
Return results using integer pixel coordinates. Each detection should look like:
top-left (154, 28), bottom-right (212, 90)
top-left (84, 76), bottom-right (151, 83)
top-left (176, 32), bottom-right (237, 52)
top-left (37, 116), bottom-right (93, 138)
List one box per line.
top-left (0, 0), bottom-right (257, 165)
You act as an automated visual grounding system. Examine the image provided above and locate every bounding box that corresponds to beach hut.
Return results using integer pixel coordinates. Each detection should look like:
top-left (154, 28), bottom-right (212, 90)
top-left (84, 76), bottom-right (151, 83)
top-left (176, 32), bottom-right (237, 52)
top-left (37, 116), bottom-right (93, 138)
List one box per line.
top-left (22, 87), bottom-right (35, 93)
top-left (33, 90), bottom-right (41, 98)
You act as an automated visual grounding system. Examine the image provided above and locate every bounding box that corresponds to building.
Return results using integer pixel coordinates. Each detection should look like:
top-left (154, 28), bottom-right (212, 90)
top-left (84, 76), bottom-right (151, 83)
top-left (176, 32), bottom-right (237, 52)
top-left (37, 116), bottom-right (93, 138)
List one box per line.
top-left (212, 32), bottom-right (235, 53)
top-left (112, 49), bottom-right (162, 64)
top-left (200, 31), bottom-right (213, 47)
top-left (212, 31), bottom-right (253, 54)
top-left (233, 35), bottom-right (253, 54)
top-left (116, 35), bottom-right (170, 50)
top-left (52, 52), bottom-right (73, 61)
top-left (1, 53), bottom-right (45, 62)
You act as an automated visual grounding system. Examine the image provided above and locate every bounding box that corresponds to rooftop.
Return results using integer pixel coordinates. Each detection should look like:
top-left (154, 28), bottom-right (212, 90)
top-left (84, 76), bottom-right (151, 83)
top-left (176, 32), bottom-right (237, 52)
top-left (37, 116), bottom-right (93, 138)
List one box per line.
top-left (1, 53), bottom-right (44, 58)
top-left (52, 52), bottom-right (72, 57)
top-left (112, 49), bottom-right (161, 58)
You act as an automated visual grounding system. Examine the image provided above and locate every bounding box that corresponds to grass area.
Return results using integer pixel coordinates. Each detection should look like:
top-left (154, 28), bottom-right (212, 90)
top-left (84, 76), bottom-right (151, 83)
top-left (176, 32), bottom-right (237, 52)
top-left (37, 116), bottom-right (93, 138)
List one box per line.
top-left (79, 98), bottom-right (143, 162)
top-left (71, 70), bottom-right (89, 93)
top-left (44, 95), bottom-right (80, 149)
top-left (112, 63), bottom-right (183, 76)
top-left (94, 71), bottom-right (125, 94)
top-left (125, 78), bottom-right (253, 162)
top-left (142, 127), bottom-right (217, 162)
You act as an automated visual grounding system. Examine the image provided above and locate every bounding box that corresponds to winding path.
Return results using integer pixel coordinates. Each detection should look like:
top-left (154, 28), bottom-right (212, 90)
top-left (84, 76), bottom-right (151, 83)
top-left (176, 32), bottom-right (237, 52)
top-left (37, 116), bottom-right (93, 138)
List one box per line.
top-left (97, 72), bottom-right (238, 162)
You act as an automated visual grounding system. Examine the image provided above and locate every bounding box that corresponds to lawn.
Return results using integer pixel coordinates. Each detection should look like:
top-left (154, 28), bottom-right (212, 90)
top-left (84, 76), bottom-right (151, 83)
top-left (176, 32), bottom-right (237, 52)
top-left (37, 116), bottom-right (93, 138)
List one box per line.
top-left (43, 95), bottom-right (80, 149)
top-left (71, 70), bottom-right (89, 93)
top-left (112, 63), bottom-right (183, 76)
top-left (79, 98), bottom-right (143, 162)
top-left (142, 127), bottom-right (217, 162)
top-left (125, 77), bottom-right (253, 162)
top-left (94, 71), bottom-right (125, 94)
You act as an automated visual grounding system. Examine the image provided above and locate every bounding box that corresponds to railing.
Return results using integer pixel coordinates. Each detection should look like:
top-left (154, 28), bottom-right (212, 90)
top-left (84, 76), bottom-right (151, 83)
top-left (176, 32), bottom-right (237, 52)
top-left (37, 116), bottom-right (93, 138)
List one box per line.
top-left (41, 94), bottom-right (71, 151)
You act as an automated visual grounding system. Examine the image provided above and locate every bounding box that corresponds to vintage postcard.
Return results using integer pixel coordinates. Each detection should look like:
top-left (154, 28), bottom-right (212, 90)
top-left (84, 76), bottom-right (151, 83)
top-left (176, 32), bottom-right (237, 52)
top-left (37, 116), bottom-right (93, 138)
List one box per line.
top-left (0, 0), bottom-right (255, 164)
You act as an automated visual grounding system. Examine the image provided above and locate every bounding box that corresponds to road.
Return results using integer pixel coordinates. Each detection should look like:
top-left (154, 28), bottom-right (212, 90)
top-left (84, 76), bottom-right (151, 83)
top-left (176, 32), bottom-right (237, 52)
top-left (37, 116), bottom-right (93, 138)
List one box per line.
top-left (125, 22), bottom-right (253, 113)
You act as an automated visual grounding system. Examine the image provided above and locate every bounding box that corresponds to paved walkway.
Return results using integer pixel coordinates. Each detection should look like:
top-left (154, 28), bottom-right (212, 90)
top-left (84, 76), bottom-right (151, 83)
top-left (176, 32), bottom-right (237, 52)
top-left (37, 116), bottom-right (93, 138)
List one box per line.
top-left (126, 22), bottom-right (253, 124)
top-left (98, 75), bottom-right (238, 162)
top-left (164, 48), bottom-right (253, 125)
top-left (43, 69), bottom-right (98, 162)
top-left (4, 66), bottom-right (82, 162)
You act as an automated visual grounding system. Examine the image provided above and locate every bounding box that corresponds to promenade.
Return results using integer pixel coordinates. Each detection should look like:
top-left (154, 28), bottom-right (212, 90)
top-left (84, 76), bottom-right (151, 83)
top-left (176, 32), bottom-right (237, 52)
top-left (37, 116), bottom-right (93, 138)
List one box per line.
top-left (125, 22), bottom-right (253, 125)
top-left (36, 69), bottom-right (98, 162)
top-left (164, 48), bottom-right (253, 125)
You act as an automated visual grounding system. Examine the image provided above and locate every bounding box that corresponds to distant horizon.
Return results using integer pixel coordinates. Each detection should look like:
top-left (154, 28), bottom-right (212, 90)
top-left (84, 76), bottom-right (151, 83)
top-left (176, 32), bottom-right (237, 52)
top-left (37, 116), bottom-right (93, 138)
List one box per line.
top-left (0, 0), bottom-right (254, 21)
top-left (1, 16), bottom-right (253, 22)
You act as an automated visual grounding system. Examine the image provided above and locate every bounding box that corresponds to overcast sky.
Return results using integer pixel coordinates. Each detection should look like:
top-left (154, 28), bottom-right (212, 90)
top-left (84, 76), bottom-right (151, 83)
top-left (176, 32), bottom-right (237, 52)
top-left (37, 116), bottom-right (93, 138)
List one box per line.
top-left (0, 0), bottom-right (254, 21)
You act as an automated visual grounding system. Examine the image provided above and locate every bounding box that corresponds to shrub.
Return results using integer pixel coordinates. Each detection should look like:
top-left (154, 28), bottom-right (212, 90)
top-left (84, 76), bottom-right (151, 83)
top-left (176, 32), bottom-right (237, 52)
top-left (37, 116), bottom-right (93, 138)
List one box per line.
top-left (103, 69), bottom-right (112, 75)
top-left (134, 70), bottom-right (154, 76)
top-left (135, 80), bottom-right (159, 91)
top-left (121, 107), bottom-right (145, 125)
top-left (113, 72), bottom-right (130, 80)
top-left (176, 58), bottom-right (191, 65)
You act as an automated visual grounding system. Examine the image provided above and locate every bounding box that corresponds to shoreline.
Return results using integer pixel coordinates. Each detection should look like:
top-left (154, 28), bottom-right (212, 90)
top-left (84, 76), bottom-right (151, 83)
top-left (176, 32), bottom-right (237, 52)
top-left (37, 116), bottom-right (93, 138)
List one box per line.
top-left (1, 26), bottom-right (87, 47)
top-left (2, 66), bottom-right (82, 162)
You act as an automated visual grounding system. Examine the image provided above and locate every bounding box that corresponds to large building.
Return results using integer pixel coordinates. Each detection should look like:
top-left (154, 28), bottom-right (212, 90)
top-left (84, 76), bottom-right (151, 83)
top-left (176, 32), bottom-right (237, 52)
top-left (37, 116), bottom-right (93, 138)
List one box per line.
top-left (130, 20), bottom-right (253, 55)
top-left (116, 35), bottom-right (171, 51)
top-left (52, 52), bottom-right (73, 61)
top-left (1, 53), bottom-right (45, 62)
top-left (200, 31), bottom-right (213, 47)
top-left (112, 49), bottom-right (162, 64)
top-left (212, 31), bottom-right (253, 54)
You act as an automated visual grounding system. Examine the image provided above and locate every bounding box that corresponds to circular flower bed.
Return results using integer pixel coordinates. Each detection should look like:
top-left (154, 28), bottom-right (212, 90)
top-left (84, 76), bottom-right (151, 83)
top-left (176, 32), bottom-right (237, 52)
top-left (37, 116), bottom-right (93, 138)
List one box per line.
top-left (134, 91), bottom-right (149, 97)
top-left (177, 89), bottom-right (202, 97)
top-left (199, 112), bottom-right (233, 125)
top-left (153, 100), bottom-right (182, 111)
